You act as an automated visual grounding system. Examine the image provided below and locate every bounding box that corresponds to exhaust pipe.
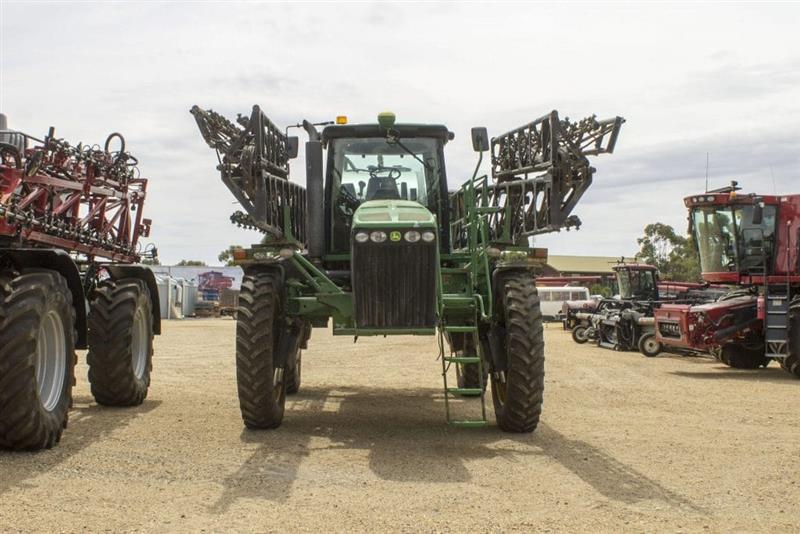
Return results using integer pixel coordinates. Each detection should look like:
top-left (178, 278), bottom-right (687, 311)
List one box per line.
top-left (305, 140), bottom-right (324, 258)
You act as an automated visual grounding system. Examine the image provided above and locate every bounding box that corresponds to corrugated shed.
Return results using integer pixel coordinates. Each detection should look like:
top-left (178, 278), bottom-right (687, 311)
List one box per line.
top-left (546, 255), bottom-right (637, 275)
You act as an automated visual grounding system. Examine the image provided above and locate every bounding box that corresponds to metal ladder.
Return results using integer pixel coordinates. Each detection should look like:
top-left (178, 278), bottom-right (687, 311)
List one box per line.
top-left (746, 230), bottom-right (789, 359)
top-left (440, 325), bottom-right (488, 428)
top-left (765, 283), bottom-right (790, 359)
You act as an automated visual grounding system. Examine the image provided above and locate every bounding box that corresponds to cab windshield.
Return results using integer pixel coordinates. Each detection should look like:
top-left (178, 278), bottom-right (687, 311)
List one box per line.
top-left (328, 136), bottom-right (444, 252)
top-left (330, 137), bottom-right (442, 206)
top-left (617, 269), bottom-right (657, 300)
top-left (691, 205), bottom-right (777, 273)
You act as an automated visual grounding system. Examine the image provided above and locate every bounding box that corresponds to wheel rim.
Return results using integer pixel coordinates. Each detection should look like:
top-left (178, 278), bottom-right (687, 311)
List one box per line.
top-left (493, 373), bottom-right (508, 406)
top-left (35, 310), bottom-right (67, 412)
top-left (643, 337), bottom-right (659, 354)
top-left (131, 306), bottom-right (148, 380)
top-left (273, 367), bottom-right (284, 401)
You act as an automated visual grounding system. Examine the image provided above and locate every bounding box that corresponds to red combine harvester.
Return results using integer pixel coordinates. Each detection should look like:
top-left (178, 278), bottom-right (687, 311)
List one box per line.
top-left (655, 183), bottom-right (800, 377)
top-left (0, 114), bottom-right (161, 450)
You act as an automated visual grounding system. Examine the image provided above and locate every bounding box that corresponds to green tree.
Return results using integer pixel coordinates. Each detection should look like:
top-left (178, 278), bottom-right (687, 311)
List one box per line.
top-left (636, 223), bottom-right (700, 282)
top-left (218, 245), bottom-right (244, 266)
top-left (176, 259), bottom-right (207, 266)
top-left (141, 257), bottom-right (160, 266)
top-left (589, 283), bottom-right (612, 297)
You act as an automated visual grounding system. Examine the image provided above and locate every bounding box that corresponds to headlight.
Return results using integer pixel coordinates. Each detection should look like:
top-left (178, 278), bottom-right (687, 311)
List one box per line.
top-left (421, 231), bottom-right (436, 242)
top-left (355, 231), bottom-right (369, 243)
top-left (404, 230), bottom-right (421, 243)
top-left (370, 231), bottom-right (387, 243)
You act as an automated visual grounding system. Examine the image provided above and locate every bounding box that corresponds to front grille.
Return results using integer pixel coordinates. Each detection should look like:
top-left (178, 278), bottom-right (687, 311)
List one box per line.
top-left (659, 321), bottom-right (682, 339)
top-left (352, 233), bottom-right (437, 328)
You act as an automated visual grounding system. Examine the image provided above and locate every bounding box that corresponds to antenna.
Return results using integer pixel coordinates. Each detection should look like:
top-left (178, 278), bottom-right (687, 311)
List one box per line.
top-left (704, 152), bottom-right (709, 193)
top-left (769, 165), bottom-right (777, 194)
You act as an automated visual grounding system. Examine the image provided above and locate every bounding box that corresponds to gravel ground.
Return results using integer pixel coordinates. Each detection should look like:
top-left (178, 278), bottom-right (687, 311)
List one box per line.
top-left (1, 319), bottom-right (799, 532)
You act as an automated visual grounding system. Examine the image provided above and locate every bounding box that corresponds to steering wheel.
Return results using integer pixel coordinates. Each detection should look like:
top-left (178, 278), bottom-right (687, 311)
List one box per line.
top-left (368, 166), bottom-right (402, 181)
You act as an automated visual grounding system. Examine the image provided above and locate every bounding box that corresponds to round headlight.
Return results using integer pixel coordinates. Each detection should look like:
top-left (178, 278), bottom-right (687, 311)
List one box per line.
top-left (355, 231), bottom-right (369, 243)
top-left (370, 231), bottom-right (387, 243)
top-left (706, 195), bottom-right (715, 202)
top-left (404, 230), bottom-right (421, 243)
top-left (421, 231), bottom-right (436, 242)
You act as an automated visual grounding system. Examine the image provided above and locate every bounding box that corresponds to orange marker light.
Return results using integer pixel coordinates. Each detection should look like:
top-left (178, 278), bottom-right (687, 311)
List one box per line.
top-left (336, 116), bottom-right (348, 125)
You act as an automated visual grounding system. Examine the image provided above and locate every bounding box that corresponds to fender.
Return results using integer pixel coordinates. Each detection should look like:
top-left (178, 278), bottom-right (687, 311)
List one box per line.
top-left (104, 264), bottom-right (162, 336)
top-left (2, 249), bottom-right (89, 349)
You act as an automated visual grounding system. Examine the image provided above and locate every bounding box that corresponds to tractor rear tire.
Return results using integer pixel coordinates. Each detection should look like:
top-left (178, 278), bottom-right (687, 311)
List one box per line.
top-left (490, 273), bottom-right (545, 433)
top-left (637, 332), bottom-right (661, 357)
top-left (236, 271), bottom-right (286, 428)
top-left (781, 298), bottom-right (800, 378)
top-left (721, 343), bottom-right (769, 369)
top-left (571, 325), bottom-right (588, 344)
top-left (87, 279), bottom-right (154, 406)
top-left (0, 270), bottom-right (76, 450)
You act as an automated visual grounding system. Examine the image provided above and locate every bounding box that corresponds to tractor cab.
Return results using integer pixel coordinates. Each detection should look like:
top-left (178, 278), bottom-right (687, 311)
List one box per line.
top-left (613, 264), bottom-right (659, 301)
top-left (687, 188), bottom-right (780, 281)
top-left (321, 115), bottom-right (453, 254)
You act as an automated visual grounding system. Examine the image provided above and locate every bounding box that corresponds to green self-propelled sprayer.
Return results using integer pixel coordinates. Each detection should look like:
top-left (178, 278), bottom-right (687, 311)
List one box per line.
top-left (191, 106), bottom-right (624, 431)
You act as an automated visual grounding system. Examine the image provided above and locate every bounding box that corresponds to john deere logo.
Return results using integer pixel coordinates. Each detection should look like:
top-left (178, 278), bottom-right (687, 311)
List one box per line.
top-left (389, 231), bottom-right (402, 242)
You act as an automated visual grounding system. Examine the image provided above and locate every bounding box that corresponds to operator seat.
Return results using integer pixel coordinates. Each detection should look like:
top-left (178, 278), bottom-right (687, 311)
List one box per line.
top-left (366, 176), bottom-right (401, 200)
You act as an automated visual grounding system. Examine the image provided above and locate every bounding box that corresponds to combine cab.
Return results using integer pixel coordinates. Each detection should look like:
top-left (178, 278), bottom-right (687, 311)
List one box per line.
top-left (0, 114), bottom-right (160, 450)
top-left (192, 106), bottom-right (624, 431)
top-left (655, 183), bottom-right (800, 376)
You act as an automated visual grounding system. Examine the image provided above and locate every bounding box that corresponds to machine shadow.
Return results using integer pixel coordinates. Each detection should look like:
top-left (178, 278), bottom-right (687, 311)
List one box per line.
top-left (0, 396), bottom-right (161, 496)
top-left (670, 367), bottom-right (797, 382)
top-left (211, 385), bottom-right (698, 512)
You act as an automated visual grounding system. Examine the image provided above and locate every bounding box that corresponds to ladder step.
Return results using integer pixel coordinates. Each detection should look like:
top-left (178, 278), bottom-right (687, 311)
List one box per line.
top-left (444, 326), bottom-right (477, 333)
top-left (444, 356), bottom-right (480, 364)
top-left (450, 420), bottom-right (488, 428)
top-left (447, 387), bottom-right (483, 395)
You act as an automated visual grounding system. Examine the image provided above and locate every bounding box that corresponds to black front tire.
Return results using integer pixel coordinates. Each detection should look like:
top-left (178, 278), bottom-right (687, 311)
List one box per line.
top-left (781, 298), bottom-right (800, 378)
top-left (88, 278), bottom-right (154, 406)
top-left (0, 270), bottom-right (76, 450)
top-left (720, 343), bottom-right (769, 369)
top-left (490, 273), bottom-right (545, 433)
top-left (236, 271), bottom-right (286, 428)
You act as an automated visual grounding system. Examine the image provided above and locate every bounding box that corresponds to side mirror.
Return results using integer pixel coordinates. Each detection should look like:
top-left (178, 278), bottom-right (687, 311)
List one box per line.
top-left (470, 127), bottom-right (489, 152)
top-left (752, 202), bottom-right (763, 225)
top-left (287, 136), bottom-right (299, 159)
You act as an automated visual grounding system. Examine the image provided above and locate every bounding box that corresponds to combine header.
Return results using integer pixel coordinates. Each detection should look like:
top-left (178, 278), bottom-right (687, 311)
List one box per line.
top-left (192, 105), bottom-right (623, 431)
top-left (654, 183), bottom-right (800, 376)
top-left (0, 114), bottom-right (160, 450)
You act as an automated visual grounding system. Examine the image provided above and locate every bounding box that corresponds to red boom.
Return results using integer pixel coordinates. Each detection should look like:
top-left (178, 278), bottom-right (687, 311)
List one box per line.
top-left (0, 128), bottom-right (152, 262)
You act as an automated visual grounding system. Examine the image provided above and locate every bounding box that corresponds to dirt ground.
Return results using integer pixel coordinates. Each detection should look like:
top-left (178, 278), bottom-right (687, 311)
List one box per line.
top-left (1, 319), bottom-right (799, 532)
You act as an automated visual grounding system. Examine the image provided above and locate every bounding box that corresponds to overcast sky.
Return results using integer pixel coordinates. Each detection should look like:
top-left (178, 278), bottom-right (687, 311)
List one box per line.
top-left (2, 2), bottom-right (799, 265)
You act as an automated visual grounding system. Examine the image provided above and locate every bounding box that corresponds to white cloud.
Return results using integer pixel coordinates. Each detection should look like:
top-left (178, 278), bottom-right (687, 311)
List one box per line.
top-left (2, 2), bottom-right (799, 263)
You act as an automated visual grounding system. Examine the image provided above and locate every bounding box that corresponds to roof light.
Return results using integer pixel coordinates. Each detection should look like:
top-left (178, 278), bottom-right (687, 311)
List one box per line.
top-left (336, 115), bottom-right (348, 125)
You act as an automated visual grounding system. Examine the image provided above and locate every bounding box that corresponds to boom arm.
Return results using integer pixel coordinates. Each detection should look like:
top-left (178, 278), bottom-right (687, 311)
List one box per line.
top-left (451, 110), bottom-right (624, 247)
top-left (190, 105), bottom-right (306, 243)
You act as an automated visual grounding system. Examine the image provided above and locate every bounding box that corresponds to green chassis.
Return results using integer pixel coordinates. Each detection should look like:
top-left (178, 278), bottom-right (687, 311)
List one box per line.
top-left (233, 177), bottom-right (547, 337)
